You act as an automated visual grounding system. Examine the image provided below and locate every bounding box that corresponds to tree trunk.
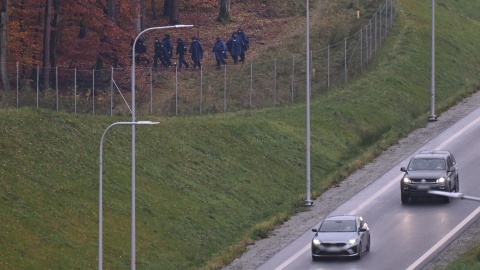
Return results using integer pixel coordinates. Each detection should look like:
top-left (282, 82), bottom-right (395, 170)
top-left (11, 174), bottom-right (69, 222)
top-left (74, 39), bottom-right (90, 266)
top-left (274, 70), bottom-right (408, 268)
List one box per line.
top-left (50, 0), bottom-right (60, 67)
top-left (217, 0), bottom-right (231, 22)
top-left (169, 0), bottom-right (179, 24)
top-left (151, 0), bottom-right (158, 20)
top-left (107, 0), bottom-right (116, 21)
top-left (163, 0), bottom-right (171, 16)
top-left (42, 0), bottom-right (52, 91)
top-left (140, 0), bottom-right (146, 30)
top-left (0, 0), bottom-right (9, 92)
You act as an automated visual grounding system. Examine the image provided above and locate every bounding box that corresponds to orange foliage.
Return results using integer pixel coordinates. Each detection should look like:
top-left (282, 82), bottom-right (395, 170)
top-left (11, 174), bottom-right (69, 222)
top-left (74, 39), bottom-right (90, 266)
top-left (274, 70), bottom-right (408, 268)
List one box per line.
top-left (7, 0), bottom-right (290, 70)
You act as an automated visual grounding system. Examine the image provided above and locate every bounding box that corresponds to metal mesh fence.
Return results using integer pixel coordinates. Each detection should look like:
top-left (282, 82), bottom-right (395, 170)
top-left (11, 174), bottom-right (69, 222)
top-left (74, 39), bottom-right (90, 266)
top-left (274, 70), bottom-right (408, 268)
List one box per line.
top-left (0, 0), bottom-right (397, 117)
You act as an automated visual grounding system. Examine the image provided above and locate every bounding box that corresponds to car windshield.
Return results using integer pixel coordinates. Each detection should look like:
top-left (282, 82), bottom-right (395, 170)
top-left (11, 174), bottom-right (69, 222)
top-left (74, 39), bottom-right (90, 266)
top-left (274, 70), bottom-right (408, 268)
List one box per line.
top-left (319, 220), bottom-right (356, 232)
top-left (408, 158), bottom-right (445, 171)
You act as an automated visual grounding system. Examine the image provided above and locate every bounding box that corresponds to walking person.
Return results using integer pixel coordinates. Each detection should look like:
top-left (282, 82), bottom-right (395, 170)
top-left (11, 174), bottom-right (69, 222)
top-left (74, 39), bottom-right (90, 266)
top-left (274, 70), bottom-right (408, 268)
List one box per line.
top-left (212, 37), bottom-right (227, 69)
top-left (237, 28), bottom-right (250, 63)
top-left (189, 37), bottom-right (204, 69)
top-left (162, 34), bottom-right (174, 64)
top-left (154, 37), bottom-right (170, 68)
top-left (176, 38), bottom-right (189, 69)
top-left (226, 32), bottom-right (242, 64)
top-left (132, 38), bottom-right (149, 65)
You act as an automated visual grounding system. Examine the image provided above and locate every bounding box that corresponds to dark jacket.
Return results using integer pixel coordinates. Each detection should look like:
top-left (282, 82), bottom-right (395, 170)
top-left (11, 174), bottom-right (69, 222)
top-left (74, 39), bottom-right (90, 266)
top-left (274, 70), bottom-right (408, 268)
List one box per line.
top-left (176, 40), bottom-right (188, 56)
top-left (162, 35), bottom-right (174, 59)
top-left (154, 39), bottom-right (168, 58)
top-left (226, 34), bottom-right (242, 56)
top-left (237, 30), bottom-right (249, 51)
top-left (189, 40), bottom-right (204, 62)
top-left (212, 39), bottom-right (227, 61)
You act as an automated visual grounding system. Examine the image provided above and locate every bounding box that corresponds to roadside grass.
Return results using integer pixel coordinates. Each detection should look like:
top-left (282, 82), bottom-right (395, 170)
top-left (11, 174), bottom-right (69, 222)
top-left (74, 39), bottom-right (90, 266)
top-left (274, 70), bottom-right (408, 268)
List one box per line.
top-left (447, 245), bottom-right (480, 270)
top-left (1, 0), bottom-right (480, 269)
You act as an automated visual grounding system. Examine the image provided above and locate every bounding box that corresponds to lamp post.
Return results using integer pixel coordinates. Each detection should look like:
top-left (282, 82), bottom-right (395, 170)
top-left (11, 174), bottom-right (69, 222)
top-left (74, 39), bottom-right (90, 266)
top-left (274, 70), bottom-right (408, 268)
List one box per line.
top-left (305, 0), bottom-right (313, 206)
top-left (131, 24), bottom-right (192, 270)
top-left (428, 0), bottom-right (437, 121)
top-left (99, 121), bottom-right (159, 270)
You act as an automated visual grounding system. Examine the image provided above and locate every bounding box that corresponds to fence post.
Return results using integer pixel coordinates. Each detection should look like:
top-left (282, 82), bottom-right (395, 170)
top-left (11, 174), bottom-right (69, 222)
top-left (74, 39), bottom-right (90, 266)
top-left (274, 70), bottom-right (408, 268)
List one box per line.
top-left (373, 11), bottom-right (378, 53)
top-left (74, 68), bottom-right (77, 114)
top-left (150, 67), bottom-right (153, 115)
top-left (175, 65), bottom-right (178, 116)
top-left (16, 62), bottom-right (19, 109)
top-left (92, 69), bottom-right (95, 115)
top-left (273, 59), bottom-right (277, 106)
top-left (344, 38), bottom-right (347, 83)
top-left (36, 65), bottom-right (39, 108)
top-left (110, 67), bottom-right (114, 116)
top-left (327, 45), bottom-right (330, 89)
top-left (291, 55), bottom-right (295, 103)
top-left (250, 61), bottom-right (253, 108)
top-left (56, 66), bottom-right (59, 111)
top-left (360, 28), bottom-right (363, 71)
top-left (385, 1), bottom-right (388, 35)
top-left (224, 64), bottom-right (227, 112)
top-left (200, 66), bottom-right (203, 114)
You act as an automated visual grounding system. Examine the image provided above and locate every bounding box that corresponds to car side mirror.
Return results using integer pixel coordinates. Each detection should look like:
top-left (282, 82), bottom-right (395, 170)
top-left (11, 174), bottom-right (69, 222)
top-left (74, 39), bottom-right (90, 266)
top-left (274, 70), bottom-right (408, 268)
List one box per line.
top-left (359, 223), bottom-right (368, 232)
top-left (312, 228), bottom-right (318, 232)
top-left (400, 167), bottom-right (407, 172)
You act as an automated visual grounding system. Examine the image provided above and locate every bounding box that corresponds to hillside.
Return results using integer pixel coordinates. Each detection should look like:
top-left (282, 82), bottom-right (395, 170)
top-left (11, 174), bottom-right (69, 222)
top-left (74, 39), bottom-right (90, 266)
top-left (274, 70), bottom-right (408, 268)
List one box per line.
top-left (1, 0), bottom-right (480, 269)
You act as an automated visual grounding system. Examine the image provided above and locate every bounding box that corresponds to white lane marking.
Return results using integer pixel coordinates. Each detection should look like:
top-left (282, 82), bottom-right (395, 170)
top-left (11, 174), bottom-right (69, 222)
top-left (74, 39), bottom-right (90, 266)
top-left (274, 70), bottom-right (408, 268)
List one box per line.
top-left (435, 114), bottom-right (480, 150)
top-left (406, 206), bottom-right (480, 270)
top-left (274, 112), bottom-right (480, 270)
top-left (347, 174), bottom-right (402, 215)
top-left (273, 244), bottom-right (311, 270)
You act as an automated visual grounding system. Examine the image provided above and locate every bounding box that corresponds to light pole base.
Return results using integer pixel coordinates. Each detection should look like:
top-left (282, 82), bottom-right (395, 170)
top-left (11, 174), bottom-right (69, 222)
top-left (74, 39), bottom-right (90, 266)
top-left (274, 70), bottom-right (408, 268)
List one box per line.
top-left (305, 200), bottom-right (314, 206)
top-left (428, 115), bottom-right (438, 122)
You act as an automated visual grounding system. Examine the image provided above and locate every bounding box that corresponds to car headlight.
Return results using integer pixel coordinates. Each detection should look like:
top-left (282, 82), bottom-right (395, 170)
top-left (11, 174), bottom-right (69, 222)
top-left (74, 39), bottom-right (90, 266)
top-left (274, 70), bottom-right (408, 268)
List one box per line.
top-left (347, 239), bottom-right (358, 245)
top-left (436, 177), bottom-right (446, 184)
top-left (312, 239), bottom-right (321, 245)
top-left (403, 177), bottom-right (411, 184)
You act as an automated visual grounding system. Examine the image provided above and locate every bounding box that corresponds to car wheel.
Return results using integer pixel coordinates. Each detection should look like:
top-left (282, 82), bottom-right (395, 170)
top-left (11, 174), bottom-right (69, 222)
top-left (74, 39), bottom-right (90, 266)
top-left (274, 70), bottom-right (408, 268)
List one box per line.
top-left (312, 255), bottom-right (319, 261)
top-left (366, 236), bottom-right (370, 252)
top-left (456, 177), bottom-right (460, 192)
top-left (443, 195), bottom-right (450, 203)
top-left (356, 243), bottom-right (363, 259)
top-left (401, 194), bottom-right (409, 204)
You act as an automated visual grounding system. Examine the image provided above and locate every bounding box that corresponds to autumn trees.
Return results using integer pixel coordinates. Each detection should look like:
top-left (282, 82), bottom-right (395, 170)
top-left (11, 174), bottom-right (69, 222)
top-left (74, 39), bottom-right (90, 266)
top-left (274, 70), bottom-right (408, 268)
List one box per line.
top-left (2, 0), bottom-right (230, 90)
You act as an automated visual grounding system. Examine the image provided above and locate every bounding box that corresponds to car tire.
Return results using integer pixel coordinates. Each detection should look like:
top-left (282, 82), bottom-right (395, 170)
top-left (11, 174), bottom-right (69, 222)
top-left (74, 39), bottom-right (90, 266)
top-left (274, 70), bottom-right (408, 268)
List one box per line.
top-left (312, 255), bottom-right (319, 261)
top-left (456, 177), bottom-right (460, 192)
top-left (356, 243), bottom-right (363, 259)
top-left (366, 236), bottom-right (370, 252)
top-left (443, 195), bottom-right (450, 203)
top-left (401, 194), bottom-right (409, 204)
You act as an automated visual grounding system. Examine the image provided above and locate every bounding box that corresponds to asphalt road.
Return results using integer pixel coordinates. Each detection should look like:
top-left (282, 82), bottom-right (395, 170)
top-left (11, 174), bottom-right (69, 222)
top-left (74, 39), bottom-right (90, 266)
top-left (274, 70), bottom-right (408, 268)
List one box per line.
top-left (256, 107), bottom-right (480, 270)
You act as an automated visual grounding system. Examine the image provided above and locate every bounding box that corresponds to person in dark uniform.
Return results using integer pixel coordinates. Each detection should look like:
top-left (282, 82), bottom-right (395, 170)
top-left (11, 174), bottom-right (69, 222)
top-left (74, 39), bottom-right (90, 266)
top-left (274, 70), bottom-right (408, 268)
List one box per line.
top-left (226, 32), bottom-right (242, 64)
top-left (132, 38), bottom-right (149, 65)
top-left (189, 37), bottom-right (204, 69)
top-left (162, 34), bottom-right (174, 63)
top-left (236, 28), bottom-right (250, 63)
top-left (176, 38), bottom-right (190, 69)
top-left (212, 37), bottom-right (227, 69)
top-left (154, 37), bottom-right (170, 68)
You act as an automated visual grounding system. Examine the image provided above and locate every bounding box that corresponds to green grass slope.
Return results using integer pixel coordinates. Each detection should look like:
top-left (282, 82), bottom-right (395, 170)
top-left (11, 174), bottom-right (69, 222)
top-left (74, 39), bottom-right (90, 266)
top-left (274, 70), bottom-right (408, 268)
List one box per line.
top-left (1, 0), bottom-right (480, 269)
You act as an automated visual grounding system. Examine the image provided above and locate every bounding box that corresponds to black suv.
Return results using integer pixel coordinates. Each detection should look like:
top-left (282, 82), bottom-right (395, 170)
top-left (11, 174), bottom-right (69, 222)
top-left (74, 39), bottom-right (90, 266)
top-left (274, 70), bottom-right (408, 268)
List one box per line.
top-left (400, 150), bottom-right (459, 204)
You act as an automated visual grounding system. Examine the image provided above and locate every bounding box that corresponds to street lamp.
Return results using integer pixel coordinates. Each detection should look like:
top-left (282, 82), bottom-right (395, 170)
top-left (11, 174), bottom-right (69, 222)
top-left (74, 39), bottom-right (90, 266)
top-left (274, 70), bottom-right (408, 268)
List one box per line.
top-left (305, 0), bottom-right (313, 206)
top-left (131, 24), bottom-right (192, 270)
top-left (428, 0), bottom-right (437, 121)
top-left (99, 121), bottom-right (159, 270)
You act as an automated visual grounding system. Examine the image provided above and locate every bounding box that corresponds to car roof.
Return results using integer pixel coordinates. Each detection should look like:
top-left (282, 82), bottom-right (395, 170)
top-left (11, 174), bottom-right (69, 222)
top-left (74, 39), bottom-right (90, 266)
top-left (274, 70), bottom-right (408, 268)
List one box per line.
top-left (413, 150), bottom-right (452, 159)
top-left (325, 215), bottom-right (358, 221)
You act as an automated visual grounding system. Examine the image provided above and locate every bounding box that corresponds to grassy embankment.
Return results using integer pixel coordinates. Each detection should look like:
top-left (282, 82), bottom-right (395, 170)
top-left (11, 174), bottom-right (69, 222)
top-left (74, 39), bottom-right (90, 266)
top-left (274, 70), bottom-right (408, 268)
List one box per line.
top-left (1, 0), bottom-right (480, 269)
